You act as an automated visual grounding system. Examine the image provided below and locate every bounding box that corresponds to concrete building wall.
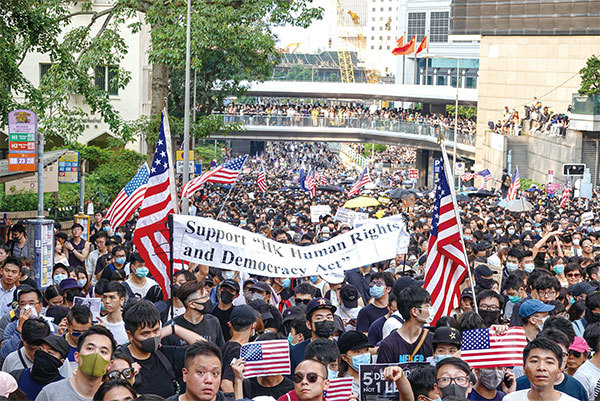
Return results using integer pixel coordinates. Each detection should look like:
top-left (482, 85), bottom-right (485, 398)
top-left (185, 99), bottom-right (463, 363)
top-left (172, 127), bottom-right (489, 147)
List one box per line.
top-left (476, 35), bottom-right (600, 135)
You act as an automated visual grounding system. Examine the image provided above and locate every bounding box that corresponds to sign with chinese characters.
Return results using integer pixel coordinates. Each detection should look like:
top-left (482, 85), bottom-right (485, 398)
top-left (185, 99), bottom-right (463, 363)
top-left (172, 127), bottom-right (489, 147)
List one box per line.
top-left (8, 110), bottom-right (37, 172)
top-left (58, 150), bottom-right (80, 183)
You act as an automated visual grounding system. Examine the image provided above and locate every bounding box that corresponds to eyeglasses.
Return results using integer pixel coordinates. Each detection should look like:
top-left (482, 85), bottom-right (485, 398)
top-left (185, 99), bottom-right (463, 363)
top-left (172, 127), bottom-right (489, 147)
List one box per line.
top-left (293, 372), bottom-right (325, 384)
top-left (537, 290), bottom-right (556, 297)
top-left (436, 376), bottom-right (470, 388)
top-left (295, 298), bottom-right (311, 305)
top-left (569, 351), bottom-right (585, 358)
top-left (103, 367), bottom-right (135, 381)
top-left (479, 305), bottom-right (500, 312)
top-left (566, 273), bottom-right (581, 278)
top-left (369, 281), bottom-right (385, 287)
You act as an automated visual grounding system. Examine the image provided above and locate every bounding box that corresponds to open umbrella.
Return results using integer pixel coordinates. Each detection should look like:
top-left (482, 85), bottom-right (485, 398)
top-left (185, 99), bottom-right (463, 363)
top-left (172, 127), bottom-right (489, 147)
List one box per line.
top-left (317, 185), bottom-right (343, 193)
top-left (505, 198), bottom-right (534, 212)
top-left (388, 188), bottom-right (420, 199)
top-left (496, 198), bottom-right (508, 208)
top-left (456, 194), bottom-right (473, 203)
top-left (343, 196), bottom-right (380, 209)
top-left (468, 190), bottom-right (496, 198)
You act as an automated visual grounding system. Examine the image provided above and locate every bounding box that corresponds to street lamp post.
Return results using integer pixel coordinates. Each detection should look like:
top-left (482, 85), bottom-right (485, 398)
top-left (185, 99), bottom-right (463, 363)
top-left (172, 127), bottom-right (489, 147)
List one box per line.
top-left (182, 0), bottom-right (192, 215)
top-left (453, 58), bottom-right (460, 189)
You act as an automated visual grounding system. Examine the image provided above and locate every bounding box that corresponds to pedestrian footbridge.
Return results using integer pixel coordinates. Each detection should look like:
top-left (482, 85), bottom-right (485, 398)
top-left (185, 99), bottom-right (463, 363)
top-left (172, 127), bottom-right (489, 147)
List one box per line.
top-left (209, 114), bottom-right (476, 160)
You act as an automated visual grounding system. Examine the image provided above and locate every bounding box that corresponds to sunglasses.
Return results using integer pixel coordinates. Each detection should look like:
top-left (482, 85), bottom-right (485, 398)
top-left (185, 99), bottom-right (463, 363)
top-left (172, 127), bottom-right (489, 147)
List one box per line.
top-left (103, 367), bottom-right (135, 381)
top-left (295, 298), bottom-right (311, 305)
top-left (293, 372), bottom-right (325, 384)
top-left (569, 351), bottom-right (585, 358)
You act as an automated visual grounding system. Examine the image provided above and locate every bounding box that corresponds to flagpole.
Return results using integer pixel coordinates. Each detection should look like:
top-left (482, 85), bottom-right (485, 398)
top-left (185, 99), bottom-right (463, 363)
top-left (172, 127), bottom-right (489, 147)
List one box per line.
top-left (216, 155), bottom-right (248, 219)
top-left (168, 213), bottom-right (174, 319)
top-left (440, 139), bottom-right (478, 315)
top-left (162, 108), bottom-right (180, 214)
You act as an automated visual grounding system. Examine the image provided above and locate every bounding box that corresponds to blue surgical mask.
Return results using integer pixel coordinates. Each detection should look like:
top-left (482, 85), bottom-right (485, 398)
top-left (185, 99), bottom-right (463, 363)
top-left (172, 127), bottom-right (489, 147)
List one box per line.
top-left (53, 274), bottom-right (67, 285)
top-left (350, 353), bottom-right (371, 371)
top-left (508, 295), bottom-right (521, 304)
top-left (309, 275), bottom-right (319, 283)
top-left (287, 333), bottom-right (295, 346)
top-left (508, 229), bottom-right (515, 235)
top-left (569, 298), bottom-right (576, 306)
top-left (464, 235), bottom-right (472, 241)
top-left (524, 263), bottom-right (535, 273)
top-left (115, 257), bottom-right (126, 265)
top-left (222, 270), bottom-right (235, 280)
top-left (281, 278), bottom-right (291, 289)
top-left (327, 368), bottom-right (338, 380)
top-left (135, 266), bottom-right (149, 278)
top-left (434, 354), bottom-right (451, 364)
top-left (103, 226), bottom-right (111, 232)
top-left (553, 264), bottom-right (565, 275)
top-left (77, 279), bottom-right (87, 288)
top-left (506, 262), bottom-right (518, 272)
top-left (115, 232), bottom-right (123, 239)
top-left (369, 284), bottom-right (385, 299)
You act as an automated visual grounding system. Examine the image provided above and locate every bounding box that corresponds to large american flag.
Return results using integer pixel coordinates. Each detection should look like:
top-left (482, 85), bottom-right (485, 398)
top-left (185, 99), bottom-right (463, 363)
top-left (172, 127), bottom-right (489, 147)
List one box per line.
top-left (461, 327), bottom-right (528, 369)
top-left (560, 177), bottom-right (571, 208)
top-left (326, 377), bottom-right (354, 401)
top-left (257, 163), bottom-right (267, 192)
top-left (477, 169), bottom-right (493, 189)
top-left (240, 340), bottom-right (290, 378)
top-left (424, 157), bottom-right (467, 325)
top-left (132, 115), bottom-right (174, 299)
top-left (506, 167), bottom-right (520, 201)
top-left (349, 165), bottom-right (371, 197)
top-left (305, 169), bottom-right (316, 198)
top-left (105, 164), bottom-right (149, 228)
top-left (181, 155), bottom-right (248, 197)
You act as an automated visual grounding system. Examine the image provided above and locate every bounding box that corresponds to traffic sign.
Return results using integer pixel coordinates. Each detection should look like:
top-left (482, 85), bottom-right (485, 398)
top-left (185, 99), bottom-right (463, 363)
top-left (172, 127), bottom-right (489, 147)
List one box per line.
top-left (8, 110), bottom-right (37, 172)
top-left (409, 169), bottom-right (419, 179)
top-left (563, 164), bottom-right (585, 176)
top-left (456, 162), bottom-right (465, 176)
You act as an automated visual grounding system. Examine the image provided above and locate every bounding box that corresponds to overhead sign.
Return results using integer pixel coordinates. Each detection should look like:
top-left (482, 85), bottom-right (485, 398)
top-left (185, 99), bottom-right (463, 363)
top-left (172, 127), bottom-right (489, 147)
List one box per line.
top-left (8, 110), bottom-right (37, 172)
top-left (563, 164), bottom-right (585, 176)
top-left (58, 150), bottom-right (80, 183)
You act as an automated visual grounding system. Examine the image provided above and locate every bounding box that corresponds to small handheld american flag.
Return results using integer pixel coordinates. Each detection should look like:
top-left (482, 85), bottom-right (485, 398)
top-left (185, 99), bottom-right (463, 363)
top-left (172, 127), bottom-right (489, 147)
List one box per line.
top-left (506, 167), bottom-right (520, 201)
top-left (181, 155), bottom-right (247, 197)
top-left (560, 177), bottom-right (571, 208)
top-left (240, 340), bottom-right (290, 378)
top-left (348, 165), bottom-right (371, 197)
top-left (105, 163), bottom-right (149, 229)
top-left (257, 163), bottom-right (267, 192)
top-left (461, 327), bottom-right (528, 369)
top-left (325, 377), bottom-right (354, 401)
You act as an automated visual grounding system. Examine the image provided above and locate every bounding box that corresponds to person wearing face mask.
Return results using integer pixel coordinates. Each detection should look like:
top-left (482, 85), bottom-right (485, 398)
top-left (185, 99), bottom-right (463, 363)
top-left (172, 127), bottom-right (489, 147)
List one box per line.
top-left (14, 334), bottom-right (69, 400)
top-left (52, 264), bottom-right (69, 287)
top-left (521, 251), bottom-right (535, 274)
top-left (290, 298), bottom-right (337, 372)
top-left (305, 338), bottom-right (341, 382)
top-left (122, 299), bottom-right (207, 398)
top-left (162, 281), bottom-right (224, 348)
top-left (36, 326), bottom-right (116, 401)
top-left (434, 357), bottom-right (473, 400)
top-left (378, 286), bottom-right (434, 364)
top-left (476, 290), bottom-right (504, 328)
top-left (356, 273), bottom-right (392, 335)
top-left (469, 366), bottom-right (515, 401)
top-left (430, 327), bottom-right (462, 366)
top-left (406, 364), bottom-right (441, 401)
top-left (337, 331), bottom-right (372, 397)
top-left (63, 305), bottom-right (93, 370)
top-left (99, 246), bottom-right (129, 282)
top-left (519, 299), bottom-right (555, 341)
top-left (474, 265), bottom-right (498, 294)
top-left (124, 253), bottom-right (162, 299)
top-left (248, 282), bottom-right (284, 332)
top-left (210, 279), bottom-right (240, 342)
top-left (503, 275), bottom-right (527, 321)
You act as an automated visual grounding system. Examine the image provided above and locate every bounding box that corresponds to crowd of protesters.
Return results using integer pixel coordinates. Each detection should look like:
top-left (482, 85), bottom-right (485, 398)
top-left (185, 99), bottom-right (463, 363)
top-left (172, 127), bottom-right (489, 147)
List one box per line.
top-left (491, 97), bottom-right (570, 137)
top-left (0, 138), bottom-right (599, 401)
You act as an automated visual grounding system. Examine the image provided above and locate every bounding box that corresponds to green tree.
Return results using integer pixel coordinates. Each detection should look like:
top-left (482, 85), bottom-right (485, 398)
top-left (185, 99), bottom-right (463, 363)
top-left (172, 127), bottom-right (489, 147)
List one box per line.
top-left (579, 55), bottom-right (600, 96)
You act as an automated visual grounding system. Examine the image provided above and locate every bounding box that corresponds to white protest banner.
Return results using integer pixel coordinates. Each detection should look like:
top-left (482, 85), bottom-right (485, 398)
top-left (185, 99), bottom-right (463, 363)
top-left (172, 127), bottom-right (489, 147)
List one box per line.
top-left (172, 214), bottom-right (409, 278)
top-left (310, 205), bottom-right (331, 223)
top-left (334, 208), bottom-right (368, 227)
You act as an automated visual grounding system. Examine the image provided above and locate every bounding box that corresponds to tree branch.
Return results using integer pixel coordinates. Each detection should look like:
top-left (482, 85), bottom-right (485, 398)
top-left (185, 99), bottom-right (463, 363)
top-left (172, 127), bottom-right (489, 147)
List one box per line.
top-left (76, 10), bottom-right (115, 63)
top-left (59, 8), bottom-right (114, 22)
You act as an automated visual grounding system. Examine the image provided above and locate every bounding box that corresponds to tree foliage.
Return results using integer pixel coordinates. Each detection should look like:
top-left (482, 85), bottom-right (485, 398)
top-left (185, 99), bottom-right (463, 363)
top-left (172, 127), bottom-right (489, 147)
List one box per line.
top-left (579, 55), bottom-right (600, 96)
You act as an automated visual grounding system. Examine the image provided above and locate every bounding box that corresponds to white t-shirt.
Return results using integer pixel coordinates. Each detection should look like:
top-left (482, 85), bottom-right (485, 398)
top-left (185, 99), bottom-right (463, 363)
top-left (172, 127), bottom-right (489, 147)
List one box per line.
top-left (573, 360), bottom-right (600, 400)
top-left (382, 311), bottom-right (404, 339)
top-left (105, 319), bottom-right (128, 345)
top-left (125, 277), bottom-right (159, 298)
top-left (502, 389), bottom-right (578, 401)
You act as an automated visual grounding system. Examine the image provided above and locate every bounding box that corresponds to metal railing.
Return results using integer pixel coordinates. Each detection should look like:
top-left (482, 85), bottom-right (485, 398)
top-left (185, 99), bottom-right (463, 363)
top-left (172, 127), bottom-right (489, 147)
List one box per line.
top-left (214, 114), bottom-right (475, 147)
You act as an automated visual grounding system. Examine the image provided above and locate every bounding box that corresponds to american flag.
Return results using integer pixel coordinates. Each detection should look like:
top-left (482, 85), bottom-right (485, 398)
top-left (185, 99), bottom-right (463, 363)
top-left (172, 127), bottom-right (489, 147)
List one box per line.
top-left (240, 340), bottom-right (290, 378)
top-left (349, 165), bottom-right (371, 197)
top-left (257, 163), bottom-right (267, 192)
top-left (325, 377), bottom-right (354, 401)
top-left (320, 172), bottom-right (327, 186)
top-left (477, 169), bottom-right (493, 190)
top-left (424, 156), bottom-right (468, 325)
top-left (461, 327), bottom-right (528, 369)
top-left (132, 114), bottom-right (174, 299)
top-left (560, 177), bottom-right (571, 208)
top-left (305, 169), bottom-right (316, 198)
top-left (105, 164), bottom-right (149, 229)
top-left (461, 172), bottom-right (476, 181)
top-left (181, 155), bottom-right (248, 197)
top-left (506, 167), bottom-right (521, 201)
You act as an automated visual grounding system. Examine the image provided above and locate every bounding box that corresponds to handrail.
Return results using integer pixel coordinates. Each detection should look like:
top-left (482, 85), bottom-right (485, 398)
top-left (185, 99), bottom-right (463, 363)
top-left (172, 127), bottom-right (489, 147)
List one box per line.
top-left (213, 113), bottom-right (476, 147)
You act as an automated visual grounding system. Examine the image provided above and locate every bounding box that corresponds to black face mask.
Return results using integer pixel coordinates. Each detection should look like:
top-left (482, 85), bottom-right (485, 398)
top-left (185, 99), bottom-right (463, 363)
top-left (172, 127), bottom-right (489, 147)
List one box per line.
top-left (440, 383), bottom-right (469, 399)
top-left (479, 309), bottom-right (500, 327)
top-left (475, 275), bottom-right (494, 291)
top-left (220, 291), bottom-right (234, 304)
top-left (586, 309), bottom-right (600, 324)
top-left (195, 299), bottom-right (213, 314)
top-left (171, 284), bottom-right (181, 298)
top-left (31, 350), bottom-right (62, 385)
top-left (313, 320), bottom-right (335, 338)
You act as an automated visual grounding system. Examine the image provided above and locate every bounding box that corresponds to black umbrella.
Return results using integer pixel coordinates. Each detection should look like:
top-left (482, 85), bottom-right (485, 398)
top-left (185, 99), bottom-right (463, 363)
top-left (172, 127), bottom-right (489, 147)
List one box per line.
top-left (456, 194), bottom-right (473, 203)
top-left (468, 190), bottom-right (496, 198)
top-left (388, 188), bottom-right (420, 200)
top-left (341, 178), bottom-right (355, 185)
top-left (317, 185), bottom-right (343, 193)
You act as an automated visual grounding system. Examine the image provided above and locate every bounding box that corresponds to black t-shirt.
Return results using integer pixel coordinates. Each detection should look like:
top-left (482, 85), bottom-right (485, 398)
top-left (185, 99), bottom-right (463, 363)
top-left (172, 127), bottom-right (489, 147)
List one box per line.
top-left (162, 314), bottom-right (225, 348)
top-left (377, 329), bottom-right (434, 364)
top-left (221, 341), bottom-right (242, 383)
top-left (211, 305), bottom-right (233, 342)
top-left (356, 304), bottom-right (388, 333)
top-left (129, 346), bottom-right (186, 398)
top-left (242, 376), bottom-right (294, 399)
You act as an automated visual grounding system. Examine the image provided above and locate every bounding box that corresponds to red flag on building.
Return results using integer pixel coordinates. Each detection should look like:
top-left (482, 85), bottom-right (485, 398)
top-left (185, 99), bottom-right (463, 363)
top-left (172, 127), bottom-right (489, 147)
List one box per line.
top-left (392, 36), bottom-right (415, 55)
top-left (416, 35), bottom-right (428, 55)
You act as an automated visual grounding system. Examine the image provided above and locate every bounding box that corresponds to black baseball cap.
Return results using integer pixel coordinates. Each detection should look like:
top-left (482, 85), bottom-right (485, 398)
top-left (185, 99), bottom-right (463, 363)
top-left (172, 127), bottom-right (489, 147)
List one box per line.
top-left (306, 297), bottom-right (336, 318)
top-left (432, 327), bottom-right (462, 348)
top-left (220, 279), bottom-right (240, 293)
top-left (282, 306), bottom-right (305, 323)
top-left (340, 285), bottom-right (359, 309)
top-left (230, 305), bottom-right (257, 327)
top-left (475, 264), bottom-right (496, 277)
top-left (248, 299), bottom-right (274, 321)
top-left (250, 282), bottom-right (272, 294)
top-left (32, 334), bottom-right (69, 359)
top-left (337, 331), bottom-right (370, 354)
